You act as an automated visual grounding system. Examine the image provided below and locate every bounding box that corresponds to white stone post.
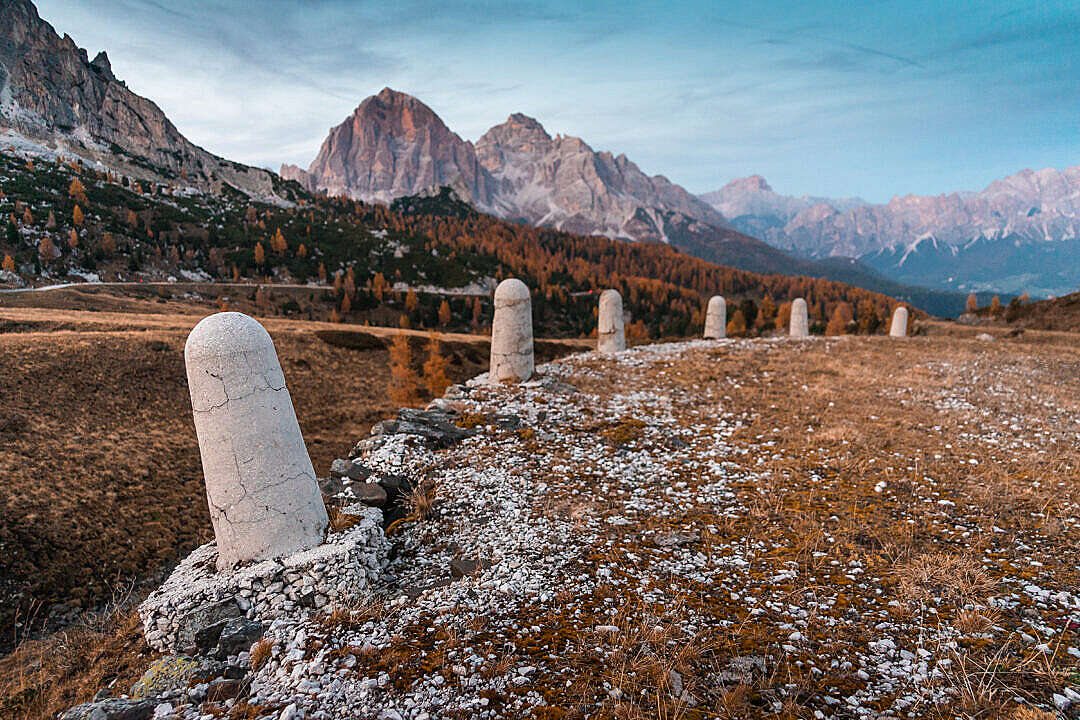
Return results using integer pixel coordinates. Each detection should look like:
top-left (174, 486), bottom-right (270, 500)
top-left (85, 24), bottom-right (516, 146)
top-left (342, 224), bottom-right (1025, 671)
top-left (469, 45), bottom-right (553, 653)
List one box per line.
top-left (890, 306), bottom-right (909, 338)
top-left (184, 312), bottom-right (328, 570)
top-left (790, 298), bottom-right (809, 338)
top-left (597, 289), bottom-right (626, 354)
top-left (489, 278), bottom-right (534, 382)
top-left (704, 296), bottom-right (726, 339)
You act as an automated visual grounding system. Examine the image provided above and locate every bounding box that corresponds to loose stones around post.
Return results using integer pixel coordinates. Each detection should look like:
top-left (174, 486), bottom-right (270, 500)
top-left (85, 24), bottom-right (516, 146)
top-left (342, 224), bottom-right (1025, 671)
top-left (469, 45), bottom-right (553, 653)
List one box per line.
top-left (489, 278), bottom-right (534, 382)
top-left (790, 298), bottom-right (809, 338)
top-left (597, 289), bottom-right (626, 354)
top-left (704, 295), bottom-right (726, 339)
top-left (890, 306), bottom-right (909, 338)
top-left (184, 312), bottom-right (328, 571)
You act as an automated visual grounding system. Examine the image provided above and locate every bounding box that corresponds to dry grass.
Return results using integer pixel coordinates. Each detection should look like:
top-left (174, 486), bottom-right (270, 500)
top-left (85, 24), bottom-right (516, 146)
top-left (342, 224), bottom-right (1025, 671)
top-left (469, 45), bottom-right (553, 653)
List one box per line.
top-left (404, 481), bottom-right (437, 522)
top-left (327, 506), bottom-right (363, 533)
top-left (249, 638), bottom-right (272, 671)
top-left (0, 601), bottom-right (155, 720)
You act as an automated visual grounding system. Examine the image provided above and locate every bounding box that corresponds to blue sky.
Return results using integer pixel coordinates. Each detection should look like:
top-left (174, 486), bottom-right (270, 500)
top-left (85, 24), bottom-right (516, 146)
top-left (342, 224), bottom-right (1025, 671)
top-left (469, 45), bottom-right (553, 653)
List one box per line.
top-left (33, 0), bottom-right (1080, 203)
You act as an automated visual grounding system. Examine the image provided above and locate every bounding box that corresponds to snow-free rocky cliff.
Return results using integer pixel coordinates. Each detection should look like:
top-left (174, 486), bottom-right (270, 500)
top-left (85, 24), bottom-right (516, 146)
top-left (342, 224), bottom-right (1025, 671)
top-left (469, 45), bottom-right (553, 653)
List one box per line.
top-left (0, 0), bottom-right (279, 199)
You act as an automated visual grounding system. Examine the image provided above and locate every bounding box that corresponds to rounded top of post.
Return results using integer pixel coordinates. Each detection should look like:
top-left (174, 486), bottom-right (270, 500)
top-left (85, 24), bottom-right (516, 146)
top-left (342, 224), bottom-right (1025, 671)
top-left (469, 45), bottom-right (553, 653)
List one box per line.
top-left (894, 305), bottom-right (909, 318)
top-left (600, 288), bottom-right (622, 304)
top-left (185, 312), bottom-right (273, 361)
top-left (494, 278), bottom-right (530, 303)
top-left (792, 298), bottom-right (807, 311)
top-left (707, 295), bottom-right (725, 311)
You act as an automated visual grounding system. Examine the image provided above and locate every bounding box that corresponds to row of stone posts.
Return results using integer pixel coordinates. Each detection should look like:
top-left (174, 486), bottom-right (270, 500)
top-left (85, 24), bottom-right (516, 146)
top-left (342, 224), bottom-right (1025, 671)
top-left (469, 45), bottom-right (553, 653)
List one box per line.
top-left (181, 280), bottom-right (910, 571)
top-left (703, 294), bottom-right (907, 339)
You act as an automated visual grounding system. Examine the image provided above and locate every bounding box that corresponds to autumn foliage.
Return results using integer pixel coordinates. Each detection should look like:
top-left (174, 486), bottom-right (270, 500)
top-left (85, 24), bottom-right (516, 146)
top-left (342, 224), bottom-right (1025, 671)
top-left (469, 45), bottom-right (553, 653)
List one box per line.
top-left (388, 333), bottom-right (421, 405)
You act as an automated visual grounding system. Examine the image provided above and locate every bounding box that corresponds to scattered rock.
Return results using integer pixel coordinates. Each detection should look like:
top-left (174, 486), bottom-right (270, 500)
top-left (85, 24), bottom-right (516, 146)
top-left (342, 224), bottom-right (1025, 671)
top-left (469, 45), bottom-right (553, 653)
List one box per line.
top-left (370, 408), bottom-right (477, 448)
top-left (130, 655), bottom-right (225, 700)
top-left (652, 531), bottom-right (699, 548)
top-left (977, 333), bottom-right (995, 342)
top-left (179, 600), bottom-right (243, 655)
top-left (353, 482), bottom-right (388, 508)
top-left (214, 616), bottom-right (265, 658)
top-left (494, 413), bottom-right (522, 430)
top-left (449, 557), bottom-right (481, 579)
top-left (60, 698), bottom-right (154, 720)
top-left (205, 678), bottom-right (242, 702)
top-left (330, 458), bottom-right (374, 481)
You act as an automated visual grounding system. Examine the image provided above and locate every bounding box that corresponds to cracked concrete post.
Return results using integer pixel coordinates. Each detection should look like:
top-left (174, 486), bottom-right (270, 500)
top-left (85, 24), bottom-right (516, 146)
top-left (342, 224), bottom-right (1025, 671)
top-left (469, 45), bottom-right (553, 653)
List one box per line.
top-left (489, 278), bottom-right (533, 383)
top-left (704, 296), bottom-right (726, 339)
top-left (890, 306), bottom-right (909, 338)
top-left (790, 298), bottom-right (809, 338)
top-left (184, 312), bottom-right (328, 570)
top-left (597, 289), bottom-right (626, 355)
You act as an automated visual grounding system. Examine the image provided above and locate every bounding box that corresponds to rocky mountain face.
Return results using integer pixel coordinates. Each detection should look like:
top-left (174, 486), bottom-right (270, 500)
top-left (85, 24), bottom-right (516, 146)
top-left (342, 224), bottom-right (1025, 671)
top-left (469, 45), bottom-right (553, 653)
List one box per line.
top-left (474, 112), bottom-right (726, 239)
top-left (286, 90), bottom-right (725, 243)
top-left (702, 169), bottom-right (1080, 296)
top-left (0, 0), bottom-right (278, 198)
top-left (283, 89), bottom-right (492, 208)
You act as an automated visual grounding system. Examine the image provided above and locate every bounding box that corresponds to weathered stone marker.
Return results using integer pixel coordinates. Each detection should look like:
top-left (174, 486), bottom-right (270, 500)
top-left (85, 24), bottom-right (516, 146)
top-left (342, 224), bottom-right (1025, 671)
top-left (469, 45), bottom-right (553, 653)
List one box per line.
top-left (890, 306), bottom-right (909, 338)
top-left (790, 298), bottom-right (809, 338)
top-left (597, 289), bottom-right (626, 354)
top-left (489, 278), bottom-right (534, 382)
top-left (184, 312), bottom-right (328, 570)
top-left (704, 295), bottom-right (726, 339)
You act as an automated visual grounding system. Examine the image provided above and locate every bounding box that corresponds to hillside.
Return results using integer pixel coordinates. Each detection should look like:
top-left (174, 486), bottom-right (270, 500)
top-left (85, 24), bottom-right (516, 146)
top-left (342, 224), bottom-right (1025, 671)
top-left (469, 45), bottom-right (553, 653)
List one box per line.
top-left (963, 290), bottom-right (1080, 333)
top-left (0, 149), bottom-right (912, 340)
top-left (4, 329), bottom-right (1079, 719)
top-left (0, 0), bottom-right (279, 199)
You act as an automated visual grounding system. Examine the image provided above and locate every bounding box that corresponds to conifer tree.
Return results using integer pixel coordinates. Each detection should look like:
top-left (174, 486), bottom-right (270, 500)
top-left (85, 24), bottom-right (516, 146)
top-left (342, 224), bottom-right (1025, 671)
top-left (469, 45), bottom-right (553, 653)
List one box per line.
top-left (2, 254), bottom-right (15, 272)
top-left (826, 303), bottom-right (850, 335)
top-left (726, 309), bottom-right (747, 337)
top-left (405, 289), bottom-right (419, 313)
top-left (422, 330), bottom-right (452, 397)
top-left (39, 236), bottom-right (55, 263)
top-left (965, 293), bottom-right (978, 313)
top-left (388, 333), bottom-right (420, 406)
top-left (253, 241), bottom-right (265, 266)
top-left (437, 299), bottom-right (452, 326)
top-left (67, 229), bottom-right (78, 250)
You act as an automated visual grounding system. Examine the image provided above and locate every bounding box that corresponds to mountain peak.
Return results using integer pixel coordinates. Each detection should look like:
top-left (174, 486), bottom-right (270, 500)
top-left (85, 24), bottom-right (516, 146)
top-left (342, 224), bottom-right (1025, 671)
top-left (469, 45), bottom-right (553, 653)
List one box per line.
top-left (306, 88), bottom-right (491, 206)
top-left (726, 175), bottom-right (774, 193)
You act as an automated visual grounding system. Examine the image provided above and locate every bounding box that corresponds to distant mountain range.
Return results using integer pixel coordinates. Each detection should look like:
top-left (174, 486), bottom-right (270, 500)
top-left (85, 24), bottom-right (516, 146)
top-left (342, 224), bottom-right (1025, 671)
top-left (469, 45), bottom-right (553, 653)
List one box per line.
top-left (702, 171), bottom-right (1080, 297)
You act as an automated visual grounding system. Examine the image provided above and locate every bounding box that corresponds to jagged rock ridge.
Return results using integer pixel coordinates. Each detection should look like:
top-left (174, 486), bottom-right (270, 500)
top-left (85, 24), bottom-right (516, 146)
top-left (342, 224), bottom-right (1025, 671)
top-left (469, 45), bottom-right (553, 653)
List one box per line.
top-left (0, 0), bottom-right (278, 198)
top-left (285, 90), bottom-right (726, 243)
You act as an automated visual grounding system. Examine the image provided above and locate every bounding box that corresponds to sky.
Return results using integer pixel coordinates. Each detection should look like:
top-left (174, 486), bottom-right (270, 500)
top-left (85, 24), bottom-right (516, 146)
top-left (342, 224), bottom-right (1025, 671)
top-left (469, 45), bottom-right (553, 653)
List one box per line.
top-left (33, 0), bottom-right (1080, 203)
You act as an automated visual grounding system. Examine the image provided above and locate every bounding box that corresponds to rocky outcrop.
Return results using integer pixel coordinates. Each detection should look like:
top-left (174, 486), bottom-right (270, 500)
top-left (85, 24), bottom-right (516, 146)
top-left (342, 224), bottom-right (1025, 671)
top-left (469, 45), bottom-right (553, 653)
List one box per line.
top-left (301, 88), bottom-right (493, 208)
top-left (476, 112), bottom-right (726, 239)
top-left (0, 0), bottom-right (278, 198)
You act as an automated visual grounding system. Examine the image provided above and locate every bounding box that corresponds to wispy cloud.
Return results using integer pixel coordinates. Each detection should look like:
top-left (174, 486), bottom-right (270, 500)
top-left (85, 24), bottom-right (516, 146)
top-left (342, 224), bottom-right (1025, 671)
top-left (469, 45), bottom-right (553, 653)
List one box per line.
top-left (29, 0), bottom-right (1080, 202)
